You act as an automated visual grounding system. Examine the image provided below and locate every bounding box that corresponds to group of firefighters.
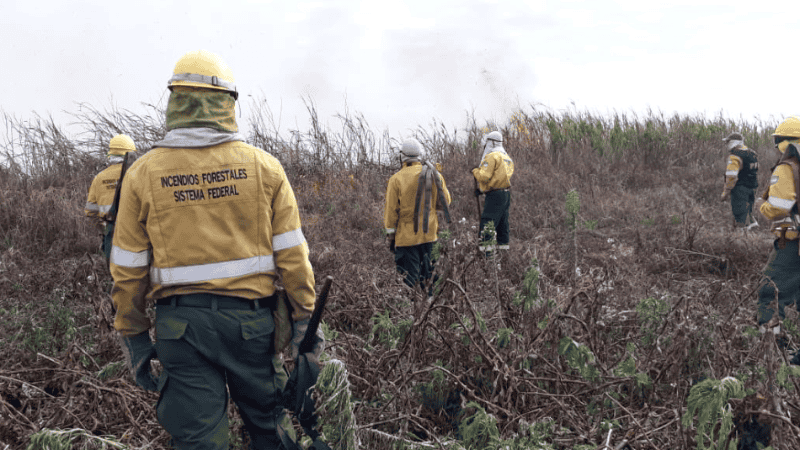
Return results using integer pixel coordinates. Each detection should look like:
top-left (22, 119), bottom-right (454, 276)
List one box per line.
top-left (81, 48), bottom-right (800, 449)
top-left (722, 120), bottom-right (800, 365)
top-left (82, 50), bottom-right (514, 449)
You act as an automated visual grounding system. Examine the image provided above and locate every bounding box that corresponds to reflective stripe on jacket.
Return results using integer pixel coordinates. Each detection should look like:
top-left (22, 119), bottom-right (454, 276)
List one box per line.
top-left (384, 162), bottom-right (451, 247)
top-left (472, 151), bottom-right (514, 193)
top-left (85, 163), bottom-right (122, 218)
top-left (760, 163), bottom-right (798, 240)
top-left (110, 141), bottom-right (315, 336)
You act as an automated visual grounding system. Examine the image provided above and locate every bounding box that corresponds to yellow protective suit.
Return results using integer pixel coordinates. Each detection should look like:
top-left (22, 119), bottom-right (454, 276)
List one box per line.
top-left (472, 150), bottom-right (514, 192)
top-left (723, 154), bottom-right (742, 191)
top-left (760, 161), bottom-right (798, 240)
top-left (384, 162), bottom-right (451, 247)
top-left (85, 163), bottom-right (123, 227)
top-left (110, 89), bottom-right (315, 337)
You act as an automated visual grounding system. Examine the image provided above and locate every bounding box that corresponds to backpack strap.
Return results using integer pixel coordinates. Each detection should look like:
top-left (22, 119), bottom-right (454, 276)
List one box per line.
top-left (104, 152), bottom-right (130, 223)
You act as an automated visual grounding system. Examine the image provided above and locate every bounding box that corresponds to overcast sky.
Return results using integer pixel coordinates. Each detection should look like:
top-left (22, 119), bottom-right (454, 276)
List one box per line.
top-left (2, 0), bottom-right (798, 144)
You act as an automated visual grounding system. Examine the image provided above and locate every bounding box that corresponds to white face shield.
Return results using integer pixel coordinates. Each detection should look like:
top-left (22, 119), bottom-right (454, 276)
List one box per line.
top-left (726, 139), bottom-right (743, 151)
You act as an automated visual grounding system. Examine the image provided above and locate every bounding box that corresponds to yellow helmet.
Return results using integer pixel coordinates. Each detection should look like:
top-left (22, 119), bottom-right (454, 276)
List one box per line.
top-left (774, 116), bottom-right (800, 138)
top-left (168, 50), bottom-right (238, 100)
top-left (108, 134), bottom-right (136, 156)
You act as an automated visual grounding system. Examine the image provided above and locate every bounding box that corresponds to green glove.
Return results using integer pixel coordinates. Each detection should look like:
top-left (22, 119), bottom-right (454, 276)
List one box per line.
top-left (121, 331), bottom-right (158, 391)
top-left (290, 318), bottom-right (325, 362)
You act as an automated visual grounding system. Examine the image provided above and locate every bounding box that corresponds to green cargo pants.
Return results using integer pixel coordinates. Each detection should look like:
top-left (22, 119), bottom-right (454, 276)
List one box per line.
top-left (154, 294), bottom-right (288, 450)
top-left (730, 185), bottom-right (755, 226)
top-left (394, 242), bottom-right (434, 290)
top-left (479, 190), bottom-right (511, 250)
top-left (758, 239), bottom-right (800, 325)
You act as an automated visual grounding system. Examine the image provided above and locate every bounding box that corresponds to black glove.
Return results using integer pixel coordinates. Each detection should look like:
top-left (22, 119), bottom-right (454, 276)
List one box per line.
top-left (474, 188), bottom-right (482, 198)
top-left (387, 233), bottom-right (396, 253)
top-left (121, 331), bottom-right (158, 391)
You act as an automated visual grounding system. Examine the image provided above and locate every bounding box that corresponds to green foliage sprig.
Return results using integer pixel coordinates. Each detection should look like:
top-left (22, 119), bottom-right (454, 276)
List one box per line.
top-left (458, 401), bottom-right (500, 450)
top-left (27, 428), bottom-right (128, 450)
top-left (682, 377), bottom-right (745, 450)
top-left (314, 359), bottom-right (360, 450)
top-left (558, 337), bottom-right (600, 382)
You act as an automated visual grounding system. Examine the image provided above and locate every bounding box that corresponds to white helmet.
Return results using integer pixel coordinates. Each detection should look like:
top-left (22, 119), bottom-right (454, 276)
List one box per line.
top-left (399, 138), bottom-right (423, 163)
top-left (486, 131), bottom-right (503, 143)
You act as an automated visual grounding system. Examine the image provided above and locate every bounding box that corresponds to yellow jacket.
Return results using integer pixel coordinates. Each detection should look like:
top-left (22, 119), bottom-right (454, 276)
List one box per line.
top-left (472, 150), bottom-right (514, 192)
top-left (384, 162), bottom-right (451, 247)
top-left (110, 141), bottom-right (315, 336)
top-left (85, 163), bottom-right (122, 220)
top-left (760, 162), bottom-right (798, 240)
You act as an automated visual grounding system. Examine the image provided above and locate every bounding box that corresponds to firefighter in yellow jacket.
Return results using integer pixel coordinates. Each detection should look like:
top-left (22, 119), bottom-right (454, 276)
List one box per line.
top-left (755, 116), bottom-right (800, 365)
top-left (472, 131), bottom-right (514, 253)
top-left (110, 50), bottom-right (323, 449)
top-left (84, 134), bottom-right (135, 260)
top-left (384, 138), bottom-right (451, 297)
top-left (720, 132), bottom-right (758, 230)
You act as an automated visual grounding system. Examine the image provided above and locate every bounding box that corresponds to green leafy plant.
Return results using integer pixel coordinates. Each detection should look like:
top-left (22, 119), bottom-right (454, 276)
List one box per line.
top-left (458, 401), bottom-right (500, 449)
top-left (432, 229), bottom-right (451, 261)
top-left (495, 328), bottom-right (514, 349)
top-left (682, 377), bottom-right (745, 450)
top-left (315, 359), bottom-right (359, 450)
top-left (777, 363), bottom-right (800, 391)
top-left (565, 189), bottom-right (580, 231)
top-left (369, 310), bottom-right (413, 350)
top-left (613, 343), bottom-right (652, 394)
top-left (480, 220), bottom-right (497, 252)
top-left (558, 337), bottom-right (599, 382)
top-left (512, 258), bottom-right (540, 311)
top-left (636, 296), bottom-right (669, 347)
top-left (565, 189), bottom-right (580, 275)
top-left (97, 361), bottom-right (126, 381)
top-left (18, 297), bottom-right (78, 356)
top-left (27, 428), bottom-right (128, 450)
top-left (321, 321), bottom-right (339, 342)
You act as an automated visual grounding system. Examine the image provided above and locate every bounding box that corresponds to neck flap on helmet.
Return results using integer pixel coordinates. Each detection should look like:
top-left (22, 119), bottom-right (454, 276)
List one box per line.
top-left (166, 87), bottom-right (238, 133)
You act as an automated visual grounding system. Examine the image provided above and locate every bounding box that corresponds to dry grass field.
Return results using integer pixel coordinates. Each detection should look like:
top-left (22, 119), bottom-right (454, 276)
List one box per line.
top-left (1, 103), bottom-right (798, 449)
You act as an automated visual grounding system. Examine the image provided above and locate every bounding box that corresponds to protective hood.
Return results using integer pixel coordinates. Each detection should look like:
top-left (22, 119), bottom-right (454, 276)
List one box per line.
top-left (399, 138), bottom-right (423, 163)
top-left (107, 155), bottom-right (125, 165)
top-left (165, 87), bottom-right (238, 132)
top-left (777, 138), bottom-right (800, 155)
top-left (482, 143), bottom-right (507, 161)
top-left (726, 140), bottom-right (744, 151)
top-left (153, 128), bottom-right (246, 149)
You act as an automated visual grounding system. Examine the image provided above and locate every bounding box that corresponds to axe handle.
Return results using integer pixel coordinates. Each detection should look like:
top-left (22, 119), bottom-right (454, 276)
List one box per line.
top-left (473, 176), bottom-right (482, 219)
top-left (298, 276), bottom-right (333, 354)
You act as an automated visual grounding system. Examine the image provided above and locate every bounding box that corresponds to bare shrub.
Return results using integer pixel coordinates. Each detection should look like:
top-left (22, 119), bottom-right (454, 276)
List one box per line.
top-left (0, 102), bottom-right (796, 450)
